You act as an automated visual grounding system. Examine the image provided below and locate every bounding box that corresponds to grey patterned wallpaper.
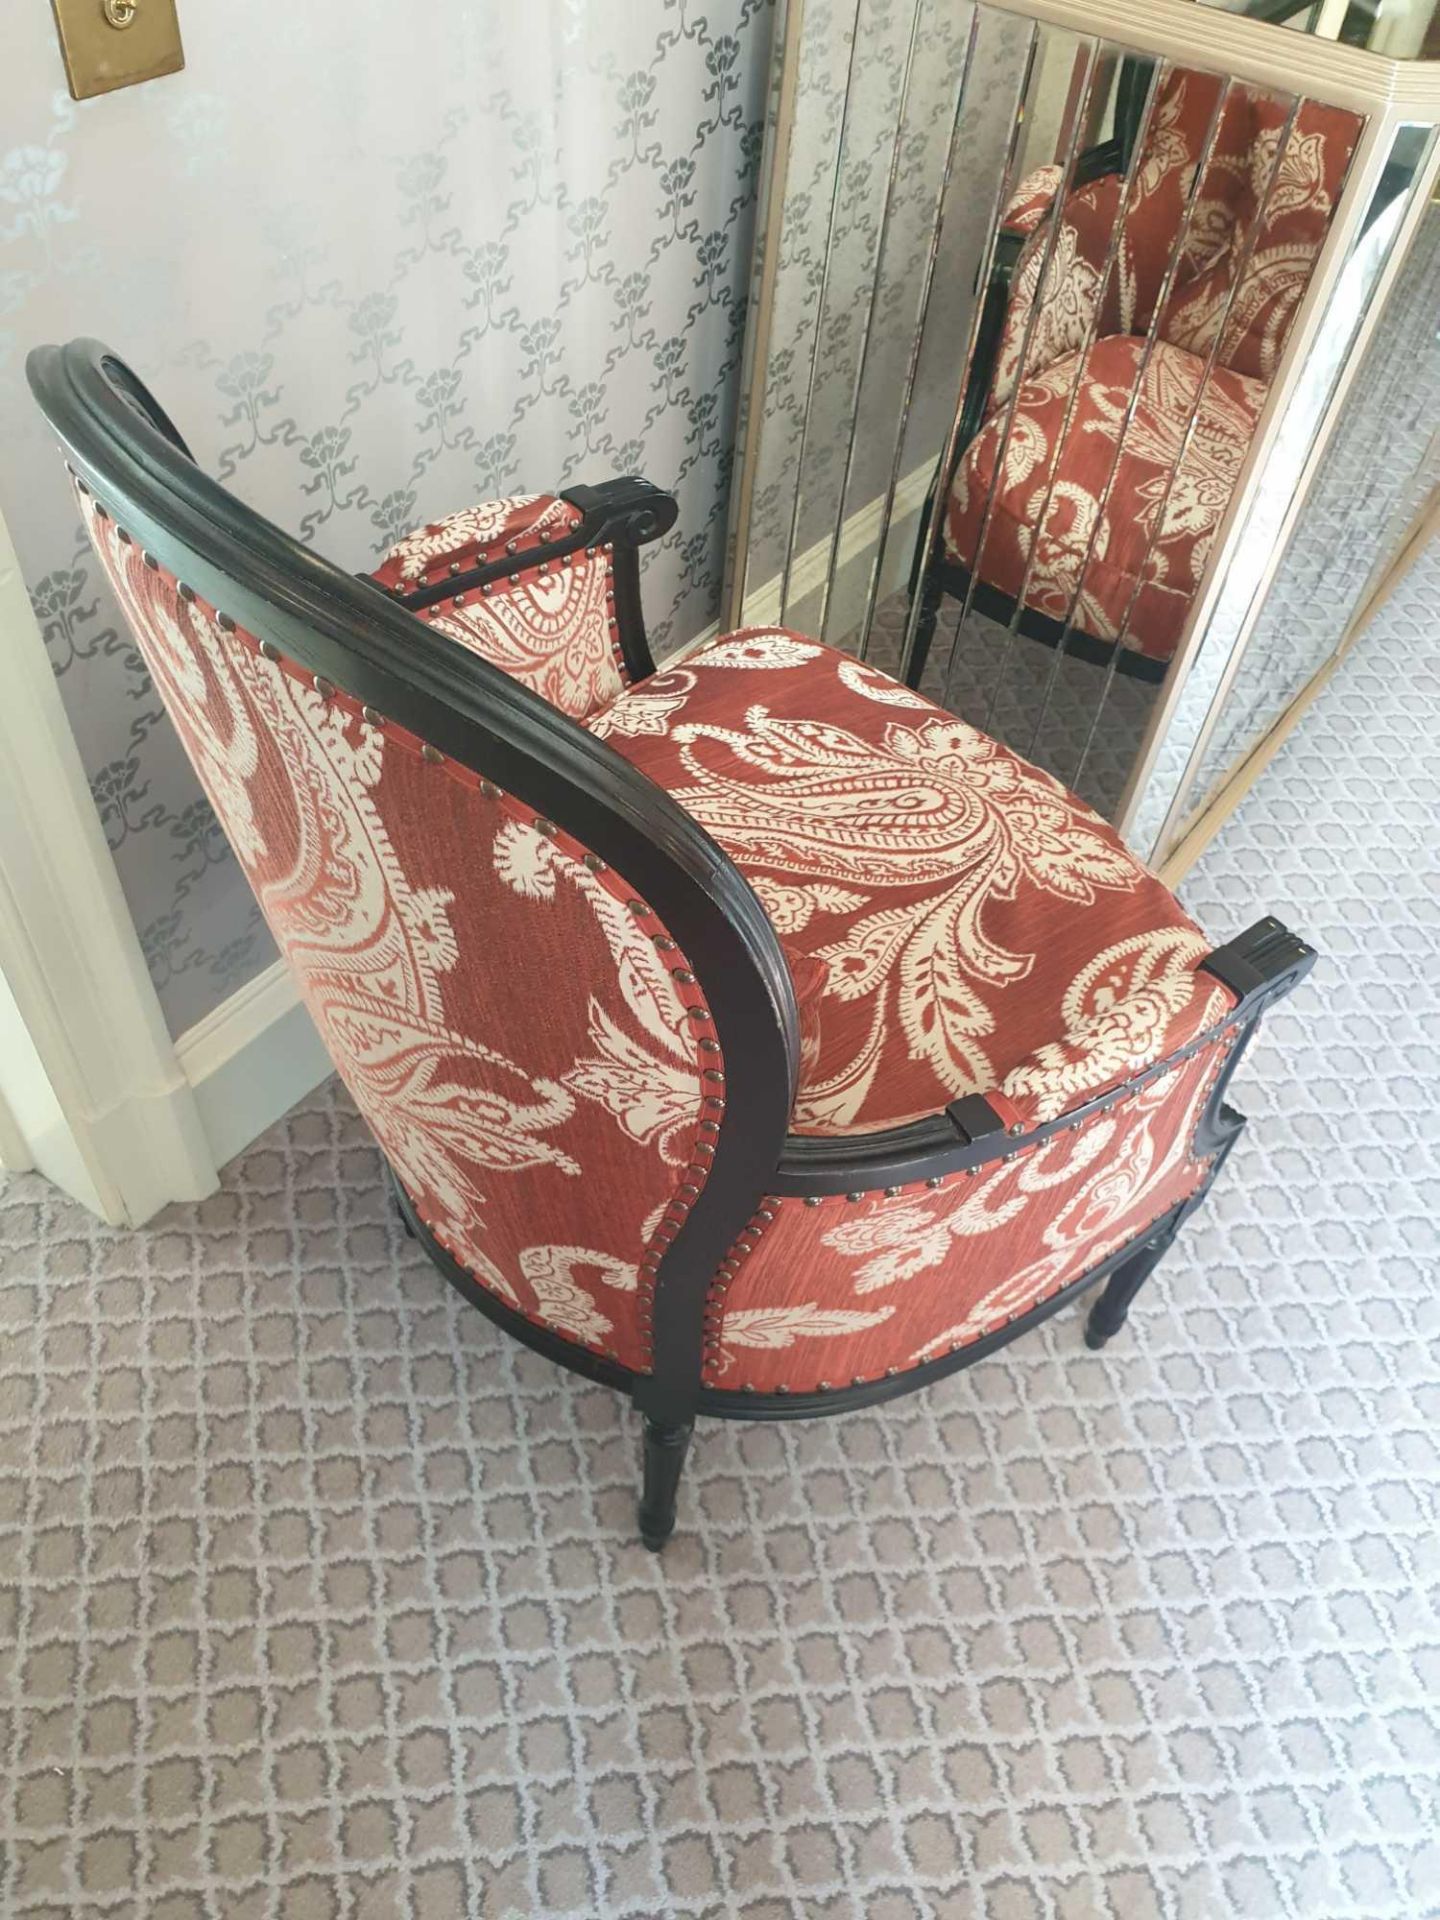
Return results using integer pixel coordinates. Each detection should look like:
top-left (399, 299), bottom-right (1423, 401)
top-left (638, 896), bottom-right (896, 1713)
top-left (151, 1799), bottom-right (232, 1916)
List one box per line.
top-left (0, 0), bottom-right (773, 1035)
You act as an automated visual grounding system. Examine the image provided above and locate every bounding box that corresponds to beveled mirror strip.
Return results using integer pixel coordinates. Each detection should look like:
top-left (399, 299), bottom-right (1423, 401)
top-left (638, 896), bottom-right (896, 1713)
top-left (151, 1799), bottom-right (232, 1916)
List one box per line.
top-left (897, 15), bottom-right (1042, 681)
top-left (1021, 53), bottom-right (1170, 759)
top-left (938, 34), bottom-right (1106, 714)
top-left (953, 71), bottom-right (1234, 754)
top-left (776, 0), bottom-right (870, 627)
top-left (813, 0), bottom-right (930, 641)
top-left (854, 3), bottom-right (985, 662)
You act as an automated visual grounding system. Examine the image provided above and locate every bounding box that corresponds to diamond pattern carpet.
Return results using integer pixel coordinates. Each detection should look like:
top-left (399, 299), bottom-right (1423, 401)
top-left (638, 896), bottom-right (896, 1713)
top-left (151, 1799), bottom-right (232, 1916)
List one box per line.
top-left (2, 550), bottom-right (1438, 1917)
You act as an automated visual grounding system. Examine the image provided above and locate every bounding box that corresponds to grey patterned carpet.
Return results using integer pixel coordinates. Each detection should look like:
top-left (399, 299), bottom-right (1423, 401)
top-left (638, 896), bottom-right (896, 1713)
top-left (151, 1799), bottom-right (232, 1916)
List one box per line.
top-left (1, 548), bottom-right (1437, 1918)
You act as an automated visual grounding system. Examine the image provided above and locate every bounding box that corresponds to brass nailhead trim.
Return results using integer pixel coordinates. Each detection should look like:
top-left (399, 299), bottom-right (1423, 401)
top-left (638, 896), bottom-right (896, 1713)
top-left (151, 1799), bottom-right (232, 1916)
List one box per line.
top-left (313, 675), bottom-right (336, 699)
top-left (177, 583), bottom-right (195, 602)
top-left (216, 613), bottom-right (236, 633)
top-left (361, 706), bottom-right (384, 727)
top-left (421, 744), bottom-right (444, 765)
top-left (258, 640), bottom-right (281, 662)
top-left (142, 551), bottom-right (159, 570)
top-left (480, 781), bottom-right (500, 799)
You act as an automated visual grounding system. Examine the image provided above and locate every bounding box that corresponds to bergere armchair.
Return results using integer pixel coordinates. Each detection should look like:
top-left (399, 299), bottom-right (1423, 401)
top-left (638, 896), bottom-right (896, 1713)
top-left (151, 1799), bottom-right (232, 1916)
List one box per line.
top-left (30, 340), bottom-right (1314, 1549)
top-left (907, 63), bottom-right (1360, 688)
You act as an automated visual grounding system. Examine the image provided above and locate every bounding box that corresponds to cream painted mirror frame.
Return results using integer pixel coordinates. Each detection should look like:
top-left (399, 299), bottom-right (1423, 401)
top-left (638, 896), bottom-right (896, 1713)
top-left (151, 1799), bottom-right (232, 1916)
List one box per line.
top-left (726, 0), bottom-right (1440, 874)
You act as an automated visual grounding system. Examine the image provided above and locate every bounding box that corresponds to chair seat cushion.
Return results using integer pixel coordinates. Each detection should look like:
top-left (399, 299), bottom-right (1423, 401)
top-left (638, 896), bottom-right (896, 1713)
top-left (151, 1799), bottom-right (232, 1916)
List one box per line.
top-left (945, 335), bottom-right (1266, 665)
top-left (591, 634), bottom-right (1210, 1136)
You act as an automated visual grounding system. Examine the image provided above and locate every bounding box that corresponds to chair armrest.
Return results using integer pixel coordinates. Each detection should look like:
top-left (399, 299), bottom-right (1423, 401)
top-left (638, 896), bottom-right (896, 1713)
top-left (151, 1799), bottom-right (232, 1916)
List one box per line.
top-left (1001, 164), bottom-right (1065, 239)
top-left (371, 476), bottom-right (678, 690)
top-left (991, 917), bottom-right (1317, 1134)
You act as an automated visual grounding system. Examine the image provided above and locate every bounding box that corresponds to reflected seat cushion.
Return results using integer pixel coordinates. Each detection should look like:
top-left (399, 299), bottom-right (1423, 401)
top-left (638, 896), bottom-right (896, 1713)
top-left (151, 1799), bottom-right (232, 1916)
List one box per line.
top-left (590, 632), bottom-right (1217, 1136)
top-left (944, 335), bottom-right (1266, 667)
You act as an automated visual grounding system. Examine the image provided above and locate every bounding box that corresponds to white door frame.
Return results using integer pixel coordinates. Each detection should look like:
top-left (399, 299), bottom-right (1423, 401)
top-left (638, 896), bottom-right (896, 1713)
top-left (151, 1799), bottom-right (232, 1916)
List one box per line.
top-left (0, 1080), bottom-right (31, 1175)
top-left (0, 504), bottom-right (219, 1224)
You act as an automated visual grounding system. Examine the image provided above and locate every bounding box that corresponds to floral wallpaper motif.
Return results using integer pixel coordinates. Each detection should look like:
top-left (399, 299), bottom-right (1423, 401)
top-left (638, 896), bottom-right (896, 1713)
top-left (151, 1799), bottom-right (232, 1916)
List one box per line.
top-left (1, 0), bottom-right (773, 1034)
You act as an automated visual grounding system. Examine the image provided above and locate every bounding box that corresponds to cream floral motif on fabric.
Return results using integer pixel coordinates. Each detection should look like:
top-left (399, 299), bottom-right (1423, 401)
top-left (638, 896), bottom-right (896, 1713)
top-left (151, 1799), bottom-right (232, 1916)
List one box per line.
top-left (490, 818), bottom-right (703, 1168)
top-left (517, 1244), bottom-right (638, 1344)
top-left (694, 631), bottom-right (825, 669)
top-left (665, 706), bottom-right (1137, 1126)
top-left (1079, 348), bottom-right (1264, 538)
top-left (995, 215), bottom-right (1106, 409)
top-left (588, 668), bottom-right (698, 740)
top-left (1000, 927), bottom-right (1224, 1123)
top-left (429, 555), bottom-right (622, 720)
top-left (711, 1303), bottom-right (896, 1369)
top-left (817, 1053), bottom-right (1216, 1364)
top-left (94, 518), bottom-right (582, 1277)
top-left (835, 657), bottom-right (934, 708)
top-left (384, 495), bottom-right (577, 580)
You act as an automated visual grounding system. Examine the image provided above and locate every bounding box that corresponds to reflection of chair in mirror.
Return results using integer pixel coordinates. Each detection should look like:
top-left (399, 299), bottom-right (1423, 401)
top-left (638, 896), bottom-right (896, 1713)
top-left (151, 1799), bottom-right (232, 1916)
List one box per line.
top-left (906, 63), bottom-right (1360, 693)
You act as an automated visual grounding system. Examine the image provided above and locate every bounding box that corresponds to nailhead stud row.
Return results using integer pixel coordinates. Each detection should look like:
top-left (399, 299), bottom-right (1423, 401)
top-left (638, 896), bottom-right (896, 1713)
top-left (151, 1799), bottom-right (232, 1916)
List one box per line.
top-left (700, 1199), bottom-right (779, 1391)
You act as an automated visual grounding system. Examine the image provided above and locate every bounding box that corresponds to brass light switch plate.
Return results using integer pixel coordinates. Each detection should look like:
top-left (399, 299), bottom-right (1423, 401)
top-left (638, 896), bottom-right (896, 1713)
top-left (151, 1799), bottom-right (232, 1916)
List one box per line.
top-left (50, 0), bottom-right (185, 102)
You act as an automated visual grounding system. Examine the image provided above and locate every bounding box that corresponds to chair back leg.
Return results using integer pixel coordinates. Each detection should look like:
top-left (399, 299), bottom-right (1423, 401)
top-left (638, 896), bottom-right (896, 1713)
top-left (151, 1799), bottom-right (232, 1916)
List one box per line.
top-left (639, 1417), bottom-right (695, 1551)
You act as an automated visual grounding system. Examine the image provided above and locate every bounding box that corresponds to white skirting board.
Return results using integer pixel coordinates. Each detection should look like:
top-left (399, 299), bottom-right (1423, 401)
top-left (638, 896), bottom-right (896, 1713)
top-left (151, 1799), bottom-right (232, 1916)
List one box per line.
top-left (174, 960), bottom-right (333, 1173)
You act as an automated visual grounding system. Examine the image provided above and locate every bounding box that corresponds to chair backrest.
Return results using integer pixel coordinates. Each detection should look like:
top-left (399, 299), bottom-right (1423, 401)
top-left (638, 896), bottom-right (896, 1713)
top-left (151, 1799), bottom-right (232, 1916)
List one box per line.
top-left (1153, 75), bottom-right (1361, 381)
top-left (28, 340), bottom-right (798, 1387)
top-left (991, 67), bottom-right (1360, 408)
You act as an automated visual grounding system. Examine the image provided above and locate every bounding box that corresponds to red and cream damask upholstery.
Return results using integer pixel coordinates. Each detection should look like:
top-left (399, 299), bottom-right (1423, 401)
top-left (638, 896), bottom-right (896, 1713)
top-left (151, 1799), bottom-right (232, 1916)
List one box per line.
top-left (697, 1032), bottom-right (1233, 1393)
top-left (83, 492), bottom-right (711, 1375)
top-left (947, 69), bottom-right (1361, 666)
top-left (38, 332), bottom-right (1310, 1545)
top-left (372, 494), bottom-right (628, 721)
top-left (593, 632), bottom-right (1228, 1135)
top-left (949, 338), bottom-right (1266, 663)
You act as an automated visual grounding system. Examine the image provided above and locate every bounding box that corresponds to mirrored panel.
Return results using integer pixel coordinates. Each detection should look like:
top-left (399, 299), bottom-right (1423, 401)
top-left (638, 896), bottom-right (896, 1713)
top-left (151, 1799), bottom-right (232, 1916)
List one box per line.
top-left (1126, 119), bottom-right (1438, 857)
top-left (730, 0), bottom-right (1376, 833)
top-left (1183, 184), bottom-right (1440, 824)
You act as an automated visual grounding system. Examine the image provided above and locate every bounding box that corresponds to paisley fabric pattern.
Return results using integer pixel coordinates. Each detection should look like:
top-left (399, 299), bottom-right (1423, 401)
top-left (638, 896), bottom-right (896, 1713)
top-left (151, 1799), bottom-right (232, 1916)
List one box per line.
top-left (372, 495), bottom-right (582, 584)
top-left (946, 338), bottom-right (1267, 664)
top-left (80, 492), bottom-right (709, 1372)
top-left (958, 69), bottom-right (1360, 664)
top-left (703, 1024), bottom-right (1237, 1392)
top-left (596, 635), bottom-right (1206, 1135)
top-left (372, 497), bottom-right (625, 722)
top-left (1002, 164), bottom-right (1064, 239)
